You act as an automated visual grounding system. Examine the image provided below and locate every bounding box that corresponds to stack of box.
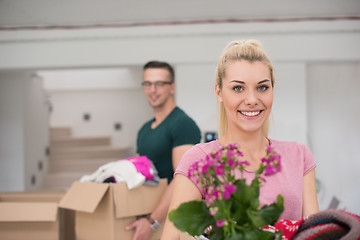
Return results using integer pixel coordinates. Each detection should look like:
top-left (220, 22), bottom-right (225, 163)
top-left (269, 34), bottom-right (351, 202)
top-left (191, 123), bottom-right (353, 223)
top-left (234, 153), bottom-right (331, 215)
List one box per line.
top-left (0, 179), bottom-right (167, 239)
top-left (0, 191), bottom-right (75, 240)
top-left (59, 179), bottom-right (168, 240)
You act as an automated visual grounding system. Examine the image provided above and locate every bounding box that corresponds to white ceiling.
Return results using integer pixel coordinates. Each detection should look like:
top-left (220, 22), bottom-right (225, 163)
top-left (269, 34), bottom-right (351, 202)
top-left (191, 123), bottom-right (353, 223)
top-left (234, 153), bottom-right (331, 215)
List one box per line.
top-left (0, 0), bottom-right (359, 29)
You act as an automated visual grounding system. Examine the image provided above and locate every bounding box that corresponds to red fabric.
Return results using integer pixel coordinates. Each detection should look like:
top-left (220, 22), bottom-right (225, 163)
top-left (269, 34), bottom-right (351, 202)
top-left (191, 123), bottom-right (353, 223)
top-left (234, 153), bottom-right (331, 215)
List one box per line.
top-left (262, 219), bottom-right (304, 240)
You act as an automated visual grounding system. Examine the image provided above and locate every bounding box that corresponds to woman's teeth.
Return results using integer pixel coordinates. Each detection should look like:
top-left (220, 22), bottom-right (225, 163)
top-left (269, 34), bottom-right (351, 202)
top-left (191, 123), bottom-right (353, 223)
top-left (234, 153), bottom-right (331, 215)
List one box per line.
top-left (240, 111), bottom-right (260, 117)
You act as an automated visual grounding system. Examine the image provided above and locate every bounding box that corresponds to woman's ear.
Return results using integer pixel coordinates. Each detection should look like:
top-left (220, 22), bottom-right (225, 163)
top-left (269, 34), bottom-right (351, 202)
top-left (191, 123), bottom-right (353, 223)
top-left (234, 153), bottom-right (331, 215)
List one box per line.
top-left (215, 84), bottom-right (223, 102)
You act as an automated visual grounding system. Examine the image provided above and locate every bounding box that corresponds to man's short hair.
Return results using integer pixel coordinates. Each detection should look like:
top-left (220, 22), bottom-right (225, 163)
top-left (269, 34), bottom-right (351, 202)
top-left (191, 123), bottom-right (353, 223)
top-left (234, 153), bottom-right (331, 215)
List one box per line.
top-left (143, 61), bottom-right (175, 82)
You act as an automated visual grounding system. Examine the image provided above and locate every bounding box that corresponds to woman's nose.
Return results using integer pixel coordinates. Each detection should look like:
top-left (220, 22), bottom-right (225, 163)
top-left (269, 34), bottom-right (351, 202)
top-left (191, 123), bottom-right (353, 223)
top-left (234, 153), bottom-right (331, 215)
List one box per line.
top-left (244, 90), bottom-right (258, 105)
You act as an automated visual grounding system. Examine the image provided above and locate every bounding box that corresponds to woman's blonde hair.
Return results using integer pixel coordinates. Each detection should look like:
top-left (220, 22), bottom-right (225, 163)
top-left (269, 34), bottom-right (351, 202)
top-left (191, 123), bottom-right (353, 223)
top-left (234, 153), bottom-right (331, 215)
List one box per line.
top-left (216, 39), bottom-right (275, 138)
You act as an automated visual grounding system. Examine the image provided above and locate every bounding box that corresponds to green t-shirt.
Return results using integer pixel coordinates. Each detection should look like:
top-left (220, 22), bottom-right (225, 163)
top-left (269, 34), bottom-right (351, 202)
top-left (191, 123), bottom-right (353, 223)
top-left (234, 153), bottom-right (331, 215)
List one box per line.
top-left (137, 107), bottom-right (201, 183)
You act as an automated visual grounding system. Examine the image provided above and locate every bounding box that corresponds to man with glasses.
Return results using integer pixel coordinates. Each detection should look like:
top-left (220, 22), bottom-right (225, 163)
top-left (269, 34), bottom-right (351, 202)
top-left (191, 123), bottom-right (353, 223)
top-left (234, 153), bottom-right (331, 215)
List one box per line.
top-left (126, 61), bottom-right (201, 240)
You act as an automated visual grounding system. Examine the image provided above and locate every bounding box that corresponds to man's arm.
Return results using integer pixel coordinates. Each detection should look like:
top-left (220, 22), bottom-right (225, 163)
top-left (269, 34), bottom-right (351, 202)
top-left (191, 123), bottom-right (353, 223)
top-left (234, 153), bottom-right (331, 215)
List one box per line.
top-left (149, 144), bottom-right (193, 222)
top-left (126, 144), bottom-right (193, 240)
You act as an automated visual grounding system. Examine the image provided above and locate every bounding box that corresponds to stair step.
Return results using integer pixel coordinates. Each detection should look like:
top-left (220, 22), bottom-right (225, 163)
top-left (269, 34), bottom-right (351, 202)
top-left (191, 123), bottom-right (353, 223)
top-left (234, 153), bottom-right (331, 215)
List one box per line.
top-left (42, 172), bottom-right (89, 190)
top-left (50, 127), bottom-right (72, 140)
top-left (49, 158), bottom-right (117, 173)
top-left (50, 136), bottom-right (111, 149)
top-left (50, 146), bottom-right (132, 161)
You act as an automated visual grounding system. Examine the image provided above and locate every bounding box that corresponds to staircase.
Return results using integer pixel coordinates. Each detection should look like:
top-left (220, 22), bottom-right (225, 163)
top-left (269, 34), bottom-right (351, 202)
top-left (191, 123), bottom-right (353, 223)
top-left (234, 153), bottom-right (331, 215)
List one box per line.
top-left (43, 127), bottom-right (132, 190)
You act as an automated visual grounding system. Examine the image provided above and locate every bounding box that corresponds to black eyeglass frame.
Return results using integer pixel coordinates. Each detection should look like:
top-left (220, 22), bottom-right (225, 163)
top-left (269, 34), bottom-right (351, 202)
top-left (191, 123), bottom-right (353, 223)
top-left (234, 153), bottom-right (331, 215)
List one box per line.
top-left (141, 81), bottom-right (173, 89)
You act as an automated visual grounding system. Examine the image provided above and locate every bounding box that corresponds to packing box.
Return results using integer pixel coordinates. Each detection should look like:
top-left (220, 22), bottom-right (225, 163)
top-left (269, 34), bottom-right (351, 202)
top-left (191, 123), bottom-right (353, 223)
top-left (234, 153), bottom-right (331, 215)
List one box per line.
top-left (59, 179), bottom-right (168, 240)
top-left (0, 191), bottom-right (75, 240)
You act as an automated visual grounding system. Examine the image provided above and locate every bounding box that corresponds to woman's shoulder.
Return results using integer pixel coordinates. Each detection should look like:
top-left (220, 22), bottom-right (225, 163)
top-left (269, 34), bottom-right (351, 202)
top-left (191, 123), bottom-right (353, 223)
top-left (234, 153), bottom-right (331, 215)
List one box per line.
top-left (182, 140), bottom-right (222, 161)
top-left (270, 139), bottom-right (312, 155)
top-left (193, 140), bottom-right (222, 154)
top-left (176, 140), bottom-right (221, 175)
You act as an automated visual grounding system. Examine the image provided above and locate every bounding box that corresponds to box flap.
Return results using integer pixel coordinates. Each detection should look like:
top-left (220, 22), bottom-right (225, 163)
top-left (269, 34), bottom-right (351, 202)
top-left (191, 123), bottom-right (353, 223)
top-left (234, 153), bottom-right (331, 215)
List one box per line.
top-left (113, 179), bottom-right (167, 218)
top-left (59, 181), bottom-right (109, 213)
top-left (0, 202), bottom-right (58, 222)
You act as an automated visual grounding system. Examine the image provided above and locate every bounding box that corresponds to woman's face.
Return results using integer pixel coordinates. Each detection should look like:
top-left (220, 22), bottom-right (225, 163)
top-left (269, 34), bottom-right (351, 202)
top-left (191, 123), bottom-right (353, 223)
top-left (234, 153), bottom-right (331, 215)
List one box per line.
top-left (216, 60), bottom-right (273, 134)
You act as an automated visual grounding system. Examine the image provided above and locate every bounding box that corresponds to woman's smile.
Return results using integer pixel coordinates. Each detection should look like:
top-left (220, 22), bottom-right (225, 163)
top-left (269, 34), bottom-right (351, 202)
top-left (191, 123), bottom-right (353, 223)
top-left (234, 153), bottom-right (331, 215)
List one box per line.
top-left (239, 110), bottom-right (262, 117)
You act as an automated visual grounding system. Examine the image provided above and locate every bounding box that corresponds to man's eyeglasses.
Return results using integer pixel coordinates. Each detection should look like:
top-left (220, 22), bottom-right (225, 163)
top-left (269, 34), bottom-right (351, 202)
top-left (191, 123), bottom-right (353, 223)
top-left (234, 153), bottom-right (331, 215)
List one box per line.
top-left (141, 81), bottom-right (173, 89)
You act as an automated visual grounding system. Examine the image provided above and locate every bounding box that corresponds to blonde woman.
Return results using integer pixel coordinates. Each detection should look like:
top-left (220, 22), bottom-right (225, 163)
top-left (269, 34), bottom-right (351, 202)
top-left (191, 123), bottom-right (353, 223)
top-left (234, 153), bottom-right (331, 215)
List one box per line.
top-left (161, 40), bottom-right (319, 239)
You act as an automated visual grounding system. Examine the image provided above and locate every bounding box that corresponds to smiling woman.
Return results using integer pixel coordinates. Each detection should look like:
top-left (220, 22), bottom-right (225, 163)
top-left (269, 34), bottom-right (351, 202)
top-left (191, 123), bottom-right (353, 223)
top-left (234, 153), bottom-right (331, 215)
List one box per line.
top-left (161, 39), bottom-right (320, 240)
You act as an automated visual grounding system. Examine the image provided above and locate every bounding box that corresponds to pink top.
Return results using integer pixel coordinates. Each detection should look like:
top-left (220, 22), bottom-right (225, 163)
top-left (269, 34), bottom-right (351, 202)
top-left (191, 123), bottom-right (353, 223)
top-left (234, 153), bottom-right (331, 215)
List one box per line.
top-left (175, 139), bottom-right (316, 221)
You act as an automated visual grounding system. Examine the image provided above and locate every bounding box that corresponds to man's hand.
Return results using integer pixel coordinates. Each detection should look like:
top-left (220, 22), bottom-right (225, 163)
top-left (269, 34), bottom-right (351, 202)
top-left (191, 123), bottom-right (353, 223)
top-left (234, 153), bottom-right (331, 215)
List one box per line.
top-left (126, 217), bottom-right (152, 240)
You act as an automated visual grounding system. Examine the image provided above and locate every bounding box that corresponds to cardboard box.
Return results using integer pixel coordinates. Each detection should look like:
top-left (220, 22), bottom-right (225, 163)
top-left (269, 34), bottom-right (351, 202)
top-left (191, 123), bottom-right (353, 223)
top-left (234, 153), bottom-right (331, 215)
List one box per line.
top-left (0, 191), bottom-right (75, 240)
top-left (59, 179), bottom-right (168, 240)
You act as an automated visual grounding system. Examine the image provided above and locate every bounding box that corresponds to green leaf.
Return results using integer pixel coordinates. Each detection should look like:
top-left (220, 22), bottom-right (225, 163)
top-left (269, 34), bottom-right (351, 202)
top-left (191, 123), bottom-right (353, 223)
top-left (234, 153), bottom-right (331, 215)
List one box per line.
top-left (247, 195), bottom-right (284, 228)
top-left (243, 229), bottom-right (276, 240)
top-left (209, 226), bottom-right (225, 240)
top-left (233, 179), bottom-right (259, 205)
top-left (168, 200), bottom-right (215, 236)
top-left (231, 179), bottom-right (260, 225)
top-left (224, 232), bottom-right (245, 240)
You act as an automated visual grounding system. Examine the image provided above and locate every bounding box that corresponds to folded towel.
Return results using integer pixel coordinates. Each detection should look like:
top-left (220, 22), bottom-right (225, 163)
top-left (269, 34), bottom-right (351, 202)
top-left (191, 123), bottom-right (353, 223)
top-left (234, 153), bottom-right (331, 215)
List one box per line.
top-left (293, 209), bottom-right (360, 240)
top-left (262, 209), bottom-right (360, 240)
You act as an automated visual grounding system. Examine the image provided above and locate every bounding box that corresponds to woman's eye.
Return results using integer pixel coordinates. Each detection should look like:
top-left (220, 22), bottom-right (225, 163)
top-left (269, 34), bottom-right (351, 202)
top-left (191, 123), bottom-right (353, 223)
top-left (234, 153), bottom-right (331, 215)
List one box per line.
top-left (258, 85), bottom-right (270, 91)
top-left (233, 86), bottom-right (243, 92)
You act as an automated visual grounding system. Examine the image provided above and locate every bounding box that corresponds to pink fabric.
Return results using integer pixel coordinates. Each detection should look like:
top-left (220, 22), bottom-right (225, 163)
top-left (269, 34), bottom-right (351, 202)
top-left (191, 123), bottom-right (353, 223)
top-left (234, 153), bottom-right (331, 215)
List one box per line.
top-left (175, 139), bottom-right (316, 221)
top-left (125, 156), bottom-right (154, 180)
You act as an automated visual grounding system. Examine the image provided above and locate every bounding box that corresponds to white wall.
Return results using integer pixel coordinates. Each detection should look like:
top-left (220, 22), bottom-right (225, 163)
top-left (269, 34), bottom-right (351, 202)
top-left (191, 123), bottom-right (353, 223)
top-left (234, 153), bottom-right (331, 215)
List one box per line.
top-left (23, 74), bottom-right (50, 190)
top-left (270, 63), bottom-right (308, 144)
top-left (46, 89), bottom-right (152, 151)
top-left (307, 62), bottom-right (360, 213)
top-left (0, 71), bottom-right (48, 191)
top-left (39, 67), bottom-right (153, 152)
top-left (176, 63), bottom-right (218, 137)
top-left (1, 21), bottom-right (359, 69)
top-left (42, 68), bottom-right (142, 90)
top-left (0, 72), bottom-right (25, 191)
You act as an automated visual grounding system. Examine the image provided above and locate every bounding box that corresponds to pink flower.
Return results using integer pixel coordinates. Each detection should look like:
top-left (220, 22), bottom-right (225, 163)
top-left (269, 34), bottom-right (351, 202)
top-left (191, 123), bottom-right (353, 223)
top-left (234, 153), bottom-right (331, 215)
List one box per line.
top-left (205, 192), bottom-right (216, 206)
top-left (223, 183), bottom-right (236, 199)
top-left (202, 163), bottom-right (209, 174)
top-left (227, 150), bottom-right (234, 158)
top-left (228, 158), bottom-right (235, 167)
top-left (262, 149), bottom-right (282, 176)
top-left (215, 165), bottom-right (225, 176)
top-left (181, 143), bottom-right (283, 237)
top-left (264, 164), bottom-right (276, 176)
top-left (228, 143), bottom-right (237, 150)
top-left (216, 219), bottom-right (226, 227)
top-left (267, 145), bottom-right (274, 153)
top-left (236, 149), bottom-right (244, 157)
top-left (209, 207), bottom-right (218, 216)
top-left (213, 189), bottom-right (222, 200)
